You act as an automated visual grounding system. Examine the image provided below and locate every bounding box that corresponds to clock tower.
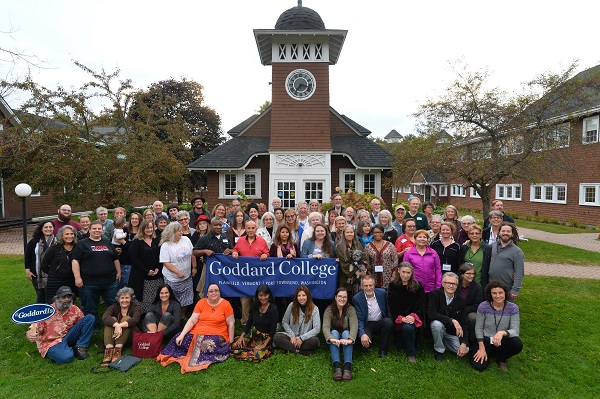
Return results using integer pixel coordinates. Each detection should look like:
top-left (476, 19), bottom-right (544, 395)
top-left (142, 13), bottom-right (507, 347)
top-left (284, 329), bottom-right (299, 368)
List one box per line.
top-left (254, 4), bottom-right (347, 207)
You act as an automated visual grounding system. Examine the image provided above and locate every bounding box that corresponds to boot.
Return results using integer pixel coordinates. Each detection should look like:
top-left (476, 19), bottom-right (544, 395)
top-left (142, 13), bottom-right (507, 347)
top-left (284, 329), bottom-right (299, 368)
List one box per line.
top-left (101, 348), bottom-right (114, 367)
top-left (111, 346), bottom-right (123, 362)
top-left (342, 362), bottom-right (352, 381)
top-left (333, 361), bottom-right (342, 381)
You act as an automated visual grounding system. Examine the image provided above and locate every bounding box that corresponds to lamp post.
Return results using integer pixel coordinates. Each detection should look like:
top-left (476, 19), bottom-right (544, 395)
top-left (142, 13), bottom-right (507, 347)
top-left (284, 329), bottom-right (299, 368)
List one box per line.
top-left (15, 183), bottom-right (32, 255)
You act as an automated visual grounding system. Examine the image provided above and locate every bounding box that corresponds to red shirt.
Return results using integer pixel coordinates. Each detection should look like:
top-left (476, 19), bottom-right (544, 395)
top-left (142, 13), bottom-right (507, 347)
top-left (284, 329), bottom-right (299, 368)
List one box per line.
top-left (52, 219), bottom-right (82, 235)
top-left (35, 304), bottom-right (84, 357)
top-left (233, 235), bottom-right (270, 257)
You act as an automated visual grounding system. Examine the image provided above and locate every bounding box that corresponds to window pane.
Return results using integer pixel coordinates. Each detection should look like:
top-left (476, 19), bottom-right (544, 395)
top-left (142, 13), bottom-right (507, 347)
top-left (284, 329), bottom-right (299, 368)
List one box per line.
top-left (363, 174), bottom-right (376, 194)
top-left (244, 174), bottom-right (256, 196)
top-left (557, 186), bottom-right (566, 202)
top-left (534, 186), bottom-right (542, 200)
top-left (225, 174), bottom-right (237, 196)
top-left (585, 187), bottom-right (596, 203)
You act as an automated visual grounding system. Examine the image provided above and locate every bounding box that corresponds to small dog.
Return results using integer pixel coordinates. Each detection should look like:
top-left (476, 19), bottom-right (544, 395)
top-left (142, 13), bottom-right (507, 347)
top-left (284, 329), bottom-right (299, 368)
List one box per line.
top-left (348, 250), bottom-right (368, 292)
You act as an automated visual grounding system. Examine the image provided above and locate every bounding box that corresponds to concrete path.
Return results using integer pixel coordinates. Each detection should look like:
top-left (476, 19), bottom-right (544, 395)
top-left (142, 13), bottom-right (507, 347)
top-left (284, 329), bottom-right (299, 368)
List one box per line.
top-left (1, 225), bottom-right (599, 279)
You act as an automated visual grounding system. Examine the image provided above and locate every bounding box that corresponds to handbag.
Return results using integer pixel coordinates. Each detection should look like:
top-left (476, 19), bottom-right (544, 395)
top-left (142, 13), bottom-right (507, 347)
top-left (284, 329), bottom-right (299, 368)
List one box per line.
top-left (109, 355), bottom-right (142, 372)
top-left (132, 331), bottom-right (164, 358)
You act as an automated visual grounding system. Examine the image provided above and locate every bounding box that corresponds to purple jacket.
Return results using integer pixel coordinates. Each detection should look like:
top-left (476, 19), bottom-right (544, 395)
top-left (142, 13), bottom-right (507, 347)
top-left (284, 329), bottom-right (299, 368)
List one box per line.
top-left (403, 246), bottom-right (442, 293)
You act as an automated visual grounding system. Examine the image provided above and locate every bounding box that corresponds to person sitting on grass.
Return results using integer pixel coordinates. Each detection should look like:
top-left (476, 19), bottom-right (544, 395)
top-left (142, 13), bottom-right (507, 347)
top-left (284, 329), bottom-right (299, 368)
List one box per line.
top-left (323, 287), bottom-right (358, 381)
top-left (273, 285), bottom-right (321, 356)
top-left (471, 280), bottom-right (523, 372)
top-left (25, 286), bottom-right (95, 364)
top-left (231, 284), bottom-right (278, 362)
top-left (101, 287), bottom-right (141, 366)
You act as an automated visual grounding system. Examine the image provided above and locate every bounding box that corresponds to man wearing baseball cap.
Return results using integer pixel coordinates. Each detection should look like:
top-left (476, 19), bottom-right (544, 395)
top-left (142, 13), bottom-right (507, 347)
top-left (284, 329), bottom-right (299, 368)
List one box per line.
top-left (26, 286), bottom-right (95, 364)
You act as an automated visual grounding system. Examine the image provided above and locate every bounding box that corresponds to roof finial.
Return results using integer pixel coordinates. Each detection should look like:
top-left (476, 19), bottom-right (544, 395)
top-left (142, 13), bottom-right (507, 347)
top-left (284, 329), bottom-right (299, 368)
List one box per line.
top-left (298, 0), bottom-right (302, 6)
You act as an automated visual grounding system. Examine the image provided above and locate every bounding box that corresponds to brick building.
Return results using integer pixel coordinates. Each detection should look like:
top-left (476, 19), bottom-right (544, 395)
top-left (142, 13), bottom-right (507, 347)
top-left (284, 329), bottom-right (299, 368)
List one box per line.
top-left (188, 5), bottom-right (393, 209)
top-left (408, 65), bottom-right (600, 225)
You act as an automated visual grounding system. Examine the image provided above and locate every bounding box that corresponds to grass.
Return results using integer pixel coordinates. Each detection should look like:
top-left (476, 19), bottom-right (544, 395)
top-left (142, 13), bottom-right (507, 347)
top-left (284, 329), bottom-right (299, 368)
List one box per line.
top-left (519, 239), bottom-right (600, 266)
top-left (464, 211), bottom-right (599, 234)
top-left (1, 255), bottom-right (599, 399)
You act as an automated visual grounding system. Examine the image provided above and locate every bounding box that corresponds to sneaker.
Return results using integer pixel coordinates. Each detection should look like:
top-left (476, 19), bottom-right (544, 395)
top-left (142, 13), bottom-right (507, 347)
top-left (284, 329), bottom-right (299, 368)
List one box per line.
top-left (434, 351), bottom-right (444, 361)
top-left (407, 356), bottom-right (417, 364)
top-left (74, 346), bottom-right (88, 360)
top-left (498, 362), bottom-right (508, 371)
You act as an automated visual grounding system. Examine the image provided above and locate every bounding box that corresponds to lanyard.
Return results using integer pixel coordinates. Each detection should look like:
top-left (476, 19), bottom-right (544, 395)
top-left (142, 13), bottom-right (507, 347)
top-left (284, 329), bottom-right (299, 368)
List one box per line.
top-left (493, 304), bottom-right (505, 331)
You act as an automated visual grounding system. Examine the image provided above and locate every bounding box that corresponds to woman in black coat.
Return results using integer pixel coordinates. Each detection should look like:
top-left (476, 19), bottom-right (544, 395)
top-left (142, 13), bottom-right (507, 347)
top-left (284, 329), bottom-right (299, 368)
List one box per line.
top-left (458, 262), bottom-right (483, 344)
top-left (128, 219), bottom-right (162, 314)
top-left (41, 225), bottom-right (78, 303)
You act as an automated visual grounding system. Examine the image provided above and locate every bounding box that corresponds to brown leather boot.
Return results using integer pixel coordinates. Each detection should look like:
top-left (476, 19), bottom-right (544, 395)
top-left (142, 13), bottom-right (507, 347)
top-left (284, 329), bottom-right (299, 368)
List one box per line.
top-left (101, 348), bottom-right (114, 366)
top-left (111, 346), bottom-right (123, 362)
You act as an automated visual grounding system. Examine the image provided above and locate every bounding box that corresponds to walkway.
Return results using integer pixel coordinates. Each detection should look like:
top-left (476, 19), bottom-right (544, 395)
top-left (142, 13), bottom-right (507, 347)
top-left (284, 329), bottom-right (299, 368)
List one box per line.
top-left (1, 225), bottom-right (599, 279)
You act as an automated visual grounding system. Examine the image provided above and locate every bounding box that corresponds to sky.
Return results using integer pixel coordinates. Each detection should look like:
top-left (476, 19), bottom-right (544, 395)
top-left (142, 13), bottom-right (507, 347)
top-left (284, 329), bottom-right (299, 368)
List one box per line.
top-left (1, 0), bottom-right (599, 140)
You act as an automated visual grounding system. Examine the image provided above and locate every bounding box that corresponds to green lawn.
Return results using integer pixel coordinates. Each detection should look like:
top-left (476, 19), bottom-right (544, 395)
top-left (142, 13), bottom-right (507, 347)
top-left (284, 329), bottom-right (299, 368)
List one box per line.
top-left (459, 211), bottom-right (599, 234)
top-left (1, 255), bottom-right (598, 399)
top-left (519, 239), bottom-right (600, 266)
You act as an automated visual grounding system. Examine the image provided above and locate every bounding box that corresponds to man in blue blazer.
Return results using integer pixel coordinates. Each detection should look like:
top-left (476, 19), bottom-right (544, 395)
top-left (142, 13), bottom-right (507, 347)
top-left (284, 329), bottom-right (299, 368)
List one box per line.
top-left (353, 275), bottom-right (393, 358)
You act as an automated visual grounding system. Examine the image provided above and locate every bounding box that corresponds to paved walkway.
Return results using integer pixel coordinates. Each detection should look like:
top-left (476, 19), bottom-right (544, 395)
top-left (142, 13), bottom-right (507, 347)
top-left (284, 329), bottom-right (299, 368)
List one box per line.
top-left (1, 225), bottom-right (599, 279)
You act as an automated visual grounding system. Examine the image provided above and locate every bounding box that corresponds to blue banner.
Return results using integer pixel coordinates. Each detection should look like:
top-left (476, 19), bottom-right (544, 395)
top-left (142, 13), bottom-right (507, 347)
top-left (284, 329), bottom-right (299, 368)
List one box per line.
top-left (204, 254), bottom-right (339, 299)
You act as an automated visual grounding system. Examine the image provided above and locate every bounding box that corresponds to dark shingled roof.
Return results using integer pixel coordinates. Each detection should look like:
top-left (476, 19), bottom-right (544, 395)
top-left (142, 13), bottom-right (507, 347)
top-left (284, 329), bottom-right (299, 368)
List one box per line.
top-left (384, 129), bottom-right (402, 139)
top-left (421, 171), bottom-right (447, 183)
top-left (187, 137), bottom-right (270, 170)
top-left (227, 113), bottom-right (261, 137)
top-left (331, 136), bottom-right (392, 168)
top-left (275, 6), bottom-right (325, 30)
top-left (338, 113), bottom-right (371, 136)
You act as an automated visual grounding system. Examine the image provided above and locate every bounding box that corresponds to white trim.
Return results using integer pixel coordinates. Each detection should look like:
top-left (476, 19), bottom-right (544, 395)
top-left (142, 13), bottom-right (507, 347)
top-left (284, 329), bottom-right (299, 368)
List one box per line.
top-left (451, 184), bottom-right (466, 197)
top-left (339, 169), bottom-right (381, 196)
top-left (438, 185), bottom-right (448, 196)
top-left (470, 186), bottom-right (481, 198)
top-left (530, 184), bottom-right (567, 204)
top-left (495, 184), bottom-right (522, 201)
top-left (218, 169), bottom-right (262, 200)
top-left (582, 116), bottom-right (599, 145)
top-left (579, 183), bottom-right (600, 206)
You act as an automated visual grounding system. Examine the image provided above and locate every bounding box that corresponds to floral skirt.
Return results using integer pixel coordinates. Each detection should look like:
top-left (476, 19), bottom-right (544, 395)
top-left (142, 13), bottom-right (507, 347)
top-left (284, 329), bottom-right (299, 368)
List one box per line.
top-left (157, 332), bottom-right (230, 374)
top-left (231, 327), bottom-right (272, 362)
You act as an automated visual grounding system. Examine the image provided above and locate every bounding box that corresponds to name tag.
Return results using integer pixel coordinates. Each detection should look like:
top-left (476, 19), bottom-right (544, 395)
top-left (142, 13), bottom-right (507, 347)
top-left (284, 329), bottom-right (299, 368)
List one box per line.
top-left (401, 238), bottom-right (407, 243)
top-left (442, 264), bottom-right (452, 271)
top-left (234, 237), bottom-right (240, 243)
top-left (374, 265), bottom-right (384, 273)
top-left (417, 217), bottom-right (422, 221)
top-left (222, 239), bottom-right (229, 244)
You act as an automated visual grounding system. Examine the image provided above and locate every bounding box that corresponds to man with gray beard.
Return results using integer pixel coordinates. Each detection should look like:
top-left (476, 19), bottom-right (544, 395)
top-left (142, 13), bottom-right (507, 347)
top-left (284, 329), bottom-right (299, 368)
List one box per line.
top-left (26, 286), bottom-right (95, 364)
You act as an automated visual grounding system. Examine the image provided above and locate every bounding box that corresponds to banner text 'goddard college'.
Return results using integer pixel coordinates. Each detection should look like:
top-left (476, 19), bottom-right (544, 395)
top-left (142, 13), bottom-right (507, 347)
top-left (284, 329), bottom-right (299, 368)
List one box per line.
top-left (205, 254), bottom-right (339, 299)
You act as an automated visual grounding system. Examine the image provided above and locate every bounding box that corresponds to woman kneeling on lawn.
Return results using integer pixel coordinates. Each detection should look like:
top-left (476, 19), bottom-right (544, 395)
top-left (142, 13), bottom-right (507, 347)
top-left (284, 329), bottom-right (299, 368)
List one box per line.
top-left (157, 283), bottom-right (234, 373)
top-left (471, 280), bottom-right (523, 372)
top-left (231, 284), bottom-right (278, 362)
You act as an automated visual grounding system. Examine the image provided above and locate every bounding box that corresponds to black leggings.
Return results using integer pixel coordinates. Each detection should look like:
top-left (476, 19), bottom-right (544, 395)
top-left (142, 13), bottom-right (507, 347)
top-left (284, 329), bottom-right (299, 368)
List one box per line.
top-left (470, 336), bottom-right (523, 371)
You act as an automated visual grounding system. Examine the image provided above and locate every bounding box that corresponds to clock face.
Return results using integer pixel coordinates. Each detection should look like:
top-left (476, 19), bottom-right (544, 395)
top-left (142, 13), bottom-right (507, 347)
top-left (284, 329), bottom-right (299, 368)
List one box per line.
top-left (285, 69), bottom-right (316, 100)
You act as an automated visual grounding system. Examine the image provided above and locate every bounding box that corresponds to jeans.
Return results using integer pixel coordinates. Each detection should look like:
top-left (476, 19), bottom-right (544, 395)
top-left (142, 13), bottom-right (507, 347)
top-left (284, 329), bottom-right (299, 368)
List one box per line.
top-left (393, 323), bottom-right (417, 356)
top-left (45, 314), bottom-right (95, 364)
top-left (431, 320), bottom-right (465, 354)
top-left (328, 330), bottom-right (353, 364)
top-left (79, 280), bottom-right (119, 326)
top-left (119, 264), bottom-right (132, 289)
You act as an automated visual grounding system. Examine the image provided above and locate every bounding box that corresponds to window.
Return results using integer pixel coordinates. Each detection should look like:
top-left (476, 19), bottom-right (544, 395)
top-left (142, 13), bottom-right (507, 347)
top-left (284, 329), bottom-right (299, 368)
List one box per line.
top-left (290, 44), bottom-right (298, 60)
top-left (438, 185), bottom-right (448, 196)
top-left (304, 181), bottom-right (324, 203)
top-left (534, 122), bottom-right (570, 150)
top-left (343, 174), bottom-right (356, 192)
top-left (413, 184), bottom-right (422, 195)
top-left (579, 184), bottom-right (600, 206)
top-left (471, 141), bottom-right (491, 159)
top-left (403, 185), bottom-right (411, 194)
top-left (531, 184), bottom-right (567, 204)
top-left (339, 169), bottom-right (381, 196)
top-left (451, 184), bottom-right (466, 197)
top-left (470, 186), bottom-right (481, 198)
top-left (500, 136), bottom-right (524, 156)
top-left (363, 174), bottom-right (376, 194)
top-left (303, 44), bottom-right (310, 60)
top-left (496, 184), bottom-right (522, 201)
top-left (279, 44), bottom-right (286, 60)
top-left (219, 169), bottom-right (261, 199)
top-left (583, 116), bottom-right (599, 144)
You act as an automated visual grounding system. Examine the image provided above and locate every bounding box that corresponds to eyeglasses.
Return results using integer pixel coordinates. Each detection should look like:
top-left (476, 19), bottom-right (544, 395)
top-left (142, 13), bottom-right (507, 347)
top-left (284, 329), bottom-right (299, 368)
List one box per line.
top-left (443, 281), bottom-right (458, 286)
top-left (463, 272), bottom-right (476, 275)
top-left (178, 218), bottom-right (189, 221)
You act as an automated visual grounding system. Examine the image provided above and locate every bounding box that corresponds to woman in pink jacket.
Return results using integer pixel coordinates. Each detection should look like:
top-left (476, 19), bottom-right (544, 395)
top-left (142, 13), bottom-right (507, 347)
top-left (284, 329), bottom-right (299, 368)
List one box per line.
top-left (402, 229), bottom-right (442, 294)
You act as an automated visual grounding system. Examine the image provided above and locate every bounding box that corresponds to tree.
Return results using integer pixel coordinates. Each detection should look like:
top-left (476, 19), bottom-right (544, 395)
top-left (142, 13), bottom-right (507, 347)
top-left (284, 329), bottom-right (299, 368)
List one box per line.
top-left (129, 78), bottom-right (224, 201)
top-left (255, 100), bottom-right (271, 114)
top-left (0, 63), bottom-right (221, 207)
top-left (413, 61), bottom-right (598, 213)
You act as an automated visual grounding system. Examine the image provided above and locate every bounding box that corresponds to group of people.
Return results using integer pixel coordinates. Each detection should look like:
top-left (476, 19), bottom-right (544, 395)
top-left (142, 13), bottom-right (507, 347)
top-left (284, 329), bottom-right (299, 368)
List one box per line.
top-left (24, 196), bottom-right (523, 376)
